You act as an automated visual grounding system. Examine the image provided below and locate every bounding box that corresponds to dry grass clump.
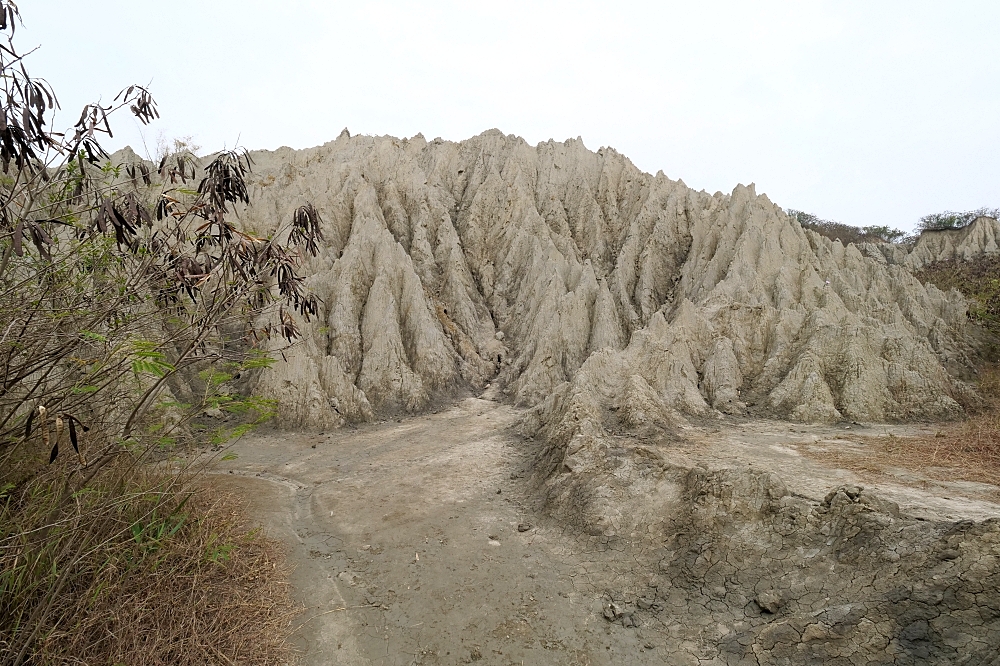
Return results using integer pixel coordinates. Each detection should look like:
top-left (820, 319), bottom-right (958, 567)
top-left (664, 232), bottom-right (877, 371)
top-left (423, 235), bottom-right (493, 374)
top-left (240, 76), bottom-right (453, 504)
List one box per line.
top-left (0, 459), bottom-right (297, 666)
top-left (808, 369), bottom-right (1000, 491)
top-left (816, 256), bottom-right (1000, 489)
top-left (866, 420), bottom-right (999, 487)
top-left (894, 367), bottom-right (998, 486)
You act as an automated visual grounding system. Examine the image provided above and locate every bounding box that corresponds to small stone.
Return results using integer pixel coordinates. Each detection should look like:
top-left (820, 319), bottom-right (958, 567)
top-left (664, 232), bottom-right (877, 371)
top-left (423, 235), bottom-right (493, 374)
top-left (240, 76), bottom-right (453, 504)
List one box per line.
top-left (940, 549), bottom-right (961, 560)
top-left (756, 590), bottom-right (783, 613)
top-left (801, 623), bottom-right (830, 642)
top-left (517, 523), bottom-right (532, 532)
top-left (843, 484), bottom-right (863, 500)
top-left (496, 488), bottom-right (502, 494)
top-left (470, 647), bottom-right (482, 661)
top-left (311, 444), bottom-right (317, 449)
top-left (637, 597), bottom-right (654, 610)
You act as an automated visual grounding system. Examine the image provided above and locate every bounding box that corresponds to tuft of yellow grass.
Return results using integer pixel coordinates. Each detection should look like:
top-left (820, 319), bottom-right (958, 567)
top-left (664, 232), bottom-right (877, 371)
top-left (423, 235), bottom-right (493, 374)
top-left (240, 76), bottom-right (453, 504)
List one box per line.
top-left (0, 461), bottom-right (298, 666)
top-left (806, 367), bottom-right (1000, 493)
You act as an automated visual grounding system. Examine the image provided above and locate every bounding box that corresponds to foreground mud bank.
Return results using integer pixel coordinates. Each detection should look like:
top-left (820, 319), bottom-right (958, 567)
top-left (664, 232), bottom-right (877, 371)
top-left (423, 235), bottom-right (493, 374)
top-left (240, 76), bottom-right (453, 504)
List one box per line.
top-left (210, 399), bottom-right (999, 665)
top-left (636, 469), bottom-right (999, 664)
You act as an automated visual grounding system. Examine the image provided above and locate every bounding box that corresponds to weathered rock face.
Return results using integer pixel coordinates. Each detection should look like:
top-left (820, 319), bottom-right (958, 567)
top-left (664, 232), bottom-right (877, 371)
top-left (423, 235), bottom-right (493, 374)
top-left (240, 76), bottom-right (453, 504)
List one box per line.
top-left (238, 129), bottom-right (976, 432)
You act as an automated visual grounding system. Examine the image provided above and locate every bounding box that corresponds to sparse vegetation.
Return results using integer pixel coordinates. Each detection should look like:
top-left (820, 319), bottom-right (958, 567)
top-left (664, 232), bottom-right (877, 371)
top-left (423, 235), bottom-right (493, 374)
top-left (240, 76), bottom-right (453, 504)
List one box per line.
top-left (915, 253), bottom-right (1000, 337)
top-left (787, 209), bottom-right (908, 245)
top-left (812, 256), bottom-right (1000, 490)
top-left (789, 206), bottom-right (1000, 246)
top-left (0, 3), bottom-right (320, 662)
top-left (805, 366), bottom-right (1000, 491)
top-left (913, 252), bottom-right (1000, 485)
top-left (918, 207), bottom-right (1000, 231)
top-left (1, 465), bottom-right (296, 664)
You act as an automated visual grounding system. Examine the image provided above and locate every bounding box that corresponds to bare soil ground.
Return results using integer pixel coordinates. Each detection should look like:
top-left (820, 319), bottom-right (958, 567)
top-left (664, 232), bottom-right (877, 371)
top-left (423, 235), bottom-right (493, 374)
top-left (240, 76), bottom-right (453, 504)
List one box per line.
top-left (208, 398), bottom-right (1000, 665)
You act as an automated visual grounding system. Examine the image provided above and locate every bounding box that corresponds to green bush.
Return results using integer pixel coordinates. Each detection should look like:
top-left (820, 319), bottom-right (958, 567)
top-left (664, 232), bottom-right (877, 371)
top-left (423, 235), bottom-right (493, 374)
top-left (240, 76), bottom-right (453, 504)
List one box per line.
top-left (918, 207), bottom-right (1000, 231)
top-left (787, 210), bottom-right (908, 245)
top-left (915, 254), bottom-right (1000, 337)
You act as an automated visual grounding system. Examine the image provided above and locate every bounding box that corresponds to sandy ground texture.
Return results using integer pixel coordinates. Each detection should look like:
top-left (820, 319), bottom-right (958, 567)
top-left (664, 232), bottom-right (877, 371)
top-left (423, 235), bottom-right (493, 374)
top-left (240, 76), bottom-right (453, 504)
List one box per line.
top-left (211, 398), bottom-right (1000, 665)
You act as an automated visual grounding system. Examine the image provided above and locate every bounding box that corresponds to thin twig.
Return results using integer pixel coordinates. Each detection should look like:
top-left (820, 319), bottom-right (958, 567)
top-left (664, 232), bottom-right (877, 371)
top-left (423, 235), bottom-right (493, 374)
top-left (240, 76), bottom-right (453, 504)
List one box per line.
top-left (288, 604), bottom-right (381, 635)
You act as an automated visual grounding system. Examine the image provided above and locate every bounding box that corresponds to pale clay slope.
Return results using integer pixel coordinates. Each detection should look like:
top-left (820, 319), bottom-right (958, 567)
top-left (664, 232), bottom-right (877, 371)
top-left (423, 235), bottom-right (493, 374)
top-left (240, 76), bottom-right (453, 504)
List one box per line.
top-left (235, 130), bottom-right (976, 438)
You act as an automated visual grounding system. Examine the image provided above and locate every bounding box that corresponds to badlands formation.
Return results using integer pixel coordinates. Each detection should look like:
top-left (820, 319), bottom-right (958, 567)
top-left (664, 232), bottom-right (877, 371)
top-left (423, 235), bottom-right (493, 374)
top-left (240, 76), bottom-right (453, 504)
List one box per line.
top-left (213, 130), bottom-right (999, 664)
top-left (244, 129), bottom-right (980, 428)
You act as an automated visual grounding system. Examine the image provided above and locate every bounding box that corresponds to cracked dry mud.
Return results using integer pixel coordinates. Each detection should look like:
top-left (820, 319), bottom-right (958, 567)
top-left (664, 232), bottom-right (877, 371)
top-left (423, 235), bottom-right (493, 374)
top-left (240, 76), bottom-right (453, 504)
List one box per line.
top-left (212, 398), bottom-right (1000, 665)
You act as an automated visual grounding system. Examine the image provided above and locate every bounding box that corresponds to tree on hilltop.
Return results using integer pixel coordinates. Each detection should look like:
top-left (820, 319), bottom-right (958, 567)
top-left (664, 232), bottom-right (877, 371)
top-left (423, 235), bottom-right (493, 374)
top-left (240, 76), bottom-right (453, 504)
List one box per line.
top-left (918, 207), bottom-right (1000, 231)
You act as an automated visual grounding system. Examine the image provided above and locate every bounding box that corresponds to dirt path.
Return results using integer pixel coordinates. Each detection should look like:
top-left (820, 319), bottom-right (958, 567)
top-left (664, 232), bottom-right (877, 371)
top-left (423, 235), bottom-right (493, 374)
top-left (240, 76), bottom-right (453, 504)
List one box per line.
top-left (213, 398), bottom-right (671, 665)
top-left (210, 399), bottom-right (1000, 665)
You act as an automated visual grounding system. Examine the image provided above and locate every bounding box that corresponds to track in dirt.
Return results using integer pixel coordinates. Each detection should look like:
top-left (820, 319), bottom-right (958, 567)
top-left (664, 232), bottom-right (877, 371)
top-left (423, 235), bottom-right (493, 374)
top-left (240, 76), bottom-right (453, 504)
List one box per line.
top-left (213, 398), bottom-right (672, 665)
top-left (211, 398), bottom-right (1000, 665)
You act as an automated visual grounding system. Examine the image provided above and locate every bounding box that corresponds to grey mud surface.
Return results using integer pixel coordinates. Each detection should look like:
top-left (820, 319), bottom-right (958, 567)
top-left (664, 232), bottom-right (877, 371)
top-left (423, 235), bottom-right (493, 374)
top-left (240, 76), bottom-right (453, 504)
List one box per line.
top-left (211, 398), bottom-right (1000, 665)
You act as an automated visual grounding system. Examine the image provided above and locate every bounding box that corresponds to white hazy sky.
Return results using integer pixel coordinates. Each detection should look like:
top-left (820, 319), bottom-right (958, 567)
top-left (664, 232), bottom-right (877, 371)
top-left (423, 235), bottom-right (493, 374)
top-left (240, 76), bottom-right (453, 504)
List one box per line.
top-left (25, 1), bottom-right (1000, 232)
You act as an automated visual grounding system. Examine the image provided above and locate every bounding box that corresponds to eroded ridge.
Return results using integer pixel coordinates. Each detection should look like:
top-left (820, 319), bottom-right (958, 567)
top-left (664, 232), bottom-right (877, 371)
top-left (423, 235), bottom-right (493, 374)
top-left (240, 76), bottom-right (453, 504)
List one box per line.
top-left (204, 130), bottom-right (981, 433)
top-left (167, 130), bottom-right (1000, 663)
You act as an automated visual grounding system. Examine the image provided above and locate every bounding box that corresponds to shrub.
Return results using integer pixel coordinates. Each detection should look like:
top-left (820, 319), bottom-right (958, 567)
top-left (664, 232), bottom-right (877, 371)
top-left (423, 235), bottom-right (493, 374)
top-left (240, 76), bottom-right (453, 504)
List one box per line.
top-left (1, 463), bottom-right (295, 665)
top-left (0, 3), bottom-right (320, 662)
top-left (787, 210), bottom-right (908, 245)
top-left (918, 207), bottom-right (1000, 231)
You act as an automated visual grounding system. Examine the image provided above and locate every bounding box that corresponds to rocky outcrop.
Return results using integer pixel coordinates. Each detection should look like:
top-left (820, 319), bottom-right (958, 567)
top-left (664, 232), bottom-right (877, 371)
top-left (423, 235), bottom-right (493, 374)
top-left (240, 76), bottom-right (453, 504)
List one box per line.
top-left (232, 130), bottom-right (976, 434)
top-left (905, 216), bottom-right (1000, 269)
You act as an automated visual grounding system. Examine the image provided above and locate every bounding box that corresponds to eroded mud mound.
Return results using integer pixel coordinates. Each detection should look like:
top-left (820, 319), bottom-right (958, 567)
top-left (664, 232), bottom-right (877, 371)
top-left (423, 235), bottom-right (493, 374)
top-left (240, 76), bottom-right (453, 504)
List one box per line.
top-left (637, 469), bottom-right (1000, 664)
top-left (517, 424), bottom-right (1000, 663)
top-left (236, 130), bottom-right (979, 432)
